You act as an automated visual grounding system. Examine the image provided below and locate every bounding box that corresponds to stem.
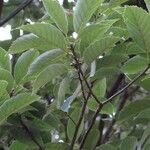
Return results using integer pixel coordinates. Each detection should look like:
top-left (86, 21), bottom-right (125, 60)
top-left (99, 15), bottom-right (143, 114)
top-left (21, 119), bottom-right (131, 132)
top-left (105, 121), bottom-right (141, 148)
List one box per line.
top-left (103, 65), bottom-right (149, 105)
top-left (69, 44), bottom-right (100, 149)
top-left (79, 103), bottom-right (103, 149)
top-left (79, 65), bottom-right (150, 149)
top-left (0, 0), bottom-right (33, 27)
top-left (69, 44), bottom-right (88, 150)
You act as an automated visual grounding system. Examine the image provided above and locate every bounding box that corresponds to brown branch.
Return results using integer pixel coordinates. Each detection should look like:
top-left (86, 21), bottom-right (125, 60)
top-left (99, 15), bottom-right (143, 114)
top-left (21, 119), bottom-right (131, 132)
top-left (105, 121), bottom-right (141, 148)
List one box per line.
top-left (67, 113), bottom-right (77, 126)
top-left (79, 103), bottom-right (103, 149)
top-left (0, 0), bottom-right (33, 27)
top-left (69, 44), bottom-right (88, 150)
top-left (103, 64), bottom-right (149, 105)
top-left (79, 65), bottom-right (150, 149)
top-left (71, 44), bottom-right (100, 104)
top-left (19, 116), bottom-right (43, 150)
top-left (69, 44), bottom-right (100, 149)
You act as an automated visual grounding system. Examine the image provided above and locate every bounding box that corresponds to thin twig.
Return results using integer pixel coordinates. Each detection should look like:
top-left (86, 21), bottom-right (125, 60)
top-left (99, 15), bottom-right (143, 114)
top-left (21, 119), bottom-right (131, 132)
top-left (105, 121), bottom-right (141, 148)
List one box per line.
top-left (79, 103), bottom-right (103, 149)
top-left (0, 0), bottom-right (33, 27)
top-left (69, 44), bottom-right (100, 149)
top-left (67, 113), bottom-right (77, 126)
top-left (103, 65), bottom-right (149, 105)
top-left (79, 65), bottom-right (150, 149)
top-left (71, 44), bottom-right (100, 104)
top-left (69, 44), bottom-right (88, 150)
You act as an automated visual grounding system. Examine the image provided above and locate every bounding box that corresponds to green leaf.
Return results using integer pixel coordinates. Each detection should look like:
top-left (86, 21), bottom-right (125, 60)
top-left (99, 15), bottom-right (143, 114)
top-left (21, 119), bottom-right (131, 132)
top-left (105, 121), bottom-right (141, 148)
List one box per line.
top-left (145, 0), bottom-right (150, 12)
top-left (107, 27), bottom-right (129, 38)
top-left (120, 136), bottom-right (137, 150)
top-left (33, 64), bottom-right (67, 92)
top-left (57, 77), bottom-right (70, 107)
top-left (97, 54), bottom-right (128, 68)
top-left (0, 47), bottom-right (11, 71)
top-left (45, 143), bottom-right (69, 150)
top-left (10, 125), bottom-right (42, 149)
top-left (67, 108), bottom-right (84, 140)
top-left (73, 0), bottom-right (104, 32)
top-left (109, 0), bottom-right (128, 6)
top-left (20, 23), bottom-right (67, 51)
top-left (139, 123), bottom-right (150, 149)
top-left (88, 99), bottom-right (114, 115)
top-left (121, 56), bottom-right (149, 74)
top-left (0, 80), bottom-right (9, 105)
top-left (28, 49), bottom-right (64, 76)
top-left (43, 112), bottom-right (60, 130)
top-left (43, 0), bottom-right (68, 34)
top-left (79, 20), bottom-right (118, 53)
top-left (136, 108), bottom-right (150, 120)
top-left (14, 50), bottom-right (39, 84)
top-left (118, 98), bottom-right (150, 122)
top-left (0, 80), bottom-right (8, 99)
top-left (124, 6), bottom-right (150, 53)
top-left (9, 140), bottom-right (28, 150)
top-left (83, 36), bottom-right (119, 65)
top-left (9, 34), bottom-right (53, 54)
top-left (0, 93), bottom-right (40, 125)
top-left (93, 78), bottom-right (107, 98)
top-left (0, 68), bottom-right (14, 92)
top-left (93, 67), bottom-right (120, 81)
top-left (96, 144), bottom-right (116, 150)
top-left (84, 129), bottom-right (99, 150)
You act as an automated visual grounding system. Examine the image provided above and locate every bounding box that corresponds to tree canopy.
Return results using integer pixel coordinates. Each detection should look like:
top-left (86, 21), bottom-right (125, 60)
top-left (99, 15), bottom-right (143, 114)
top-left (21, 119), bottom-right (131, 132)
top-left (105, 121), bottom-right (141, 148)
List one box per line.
top-left (0, 0), bottom-right (150, 150)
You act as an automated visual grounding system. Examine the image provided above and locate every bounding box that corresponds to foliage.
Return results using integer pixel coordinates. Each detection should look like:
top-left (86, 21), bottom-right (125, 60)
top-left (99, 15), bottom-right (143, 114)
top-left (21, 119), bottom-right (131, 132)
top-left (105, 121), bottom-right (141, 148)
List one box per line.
top-left (0, 0), bottom-right (150, 149)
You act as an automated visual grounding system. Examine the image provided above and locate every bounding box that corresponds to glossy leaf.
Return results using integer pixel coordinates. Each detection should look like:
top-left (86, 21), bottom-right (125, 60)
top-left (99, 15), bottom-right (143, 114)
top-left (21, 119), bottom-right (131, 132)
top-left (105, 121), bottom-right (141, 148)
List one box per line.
top-left (121, 56), bottom-right (149, 74)
top-left (0, 80), bottom-right (8, 99)
top-left (93, 78), bottom-right (107, 98)
top-left (20, 23), bottom-right (67, 51)
top-left (73, 0), bottom-right (104, 32)
top-left (33, 64), bottom-right (67, 92)
top-left (145, 0), bottom-right (150, 12)
top-left (136, 108), bottom-right (150, 120)
top-left (93, 67), bottom-right (120, 80)
top-left (96, 144), bottom-right (116, 150)
top-left (9, 140), bottom-right (28, 150)
top-left (43, 0), bottom-right (68, 34)
top-left (14, 50), bottom-right (39, 84)
top-left (124, 6), bottom-right (150, 53)
top-left (88, 99), bottom-right (114, 115)
top-left (57, 77), bottom-right (70, 107)
top-left (45, 143), bottom-right (69, 150)
top-left (28, 49), bottom-right (64, 76)
top-left (0, 47), bottom-right (11, 71)
top-left (84, 129), bottom-right (99, 150)
top-left (120, 136), bottom-right (137, 150)
top-left (118, 98), bottom-right (150, 122)
top-left (79, 19), bottom-right (118, 53)
top-left (9, 34), bottom-right (52, 54)
top-left (0, 93), bottom-right (40, 125)
top-left (67, 108), bottom-right (84, 140)
top-left (84, 36), bottom-right (119, 65)
top-left (0, 68), bottom-right (14, 92)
